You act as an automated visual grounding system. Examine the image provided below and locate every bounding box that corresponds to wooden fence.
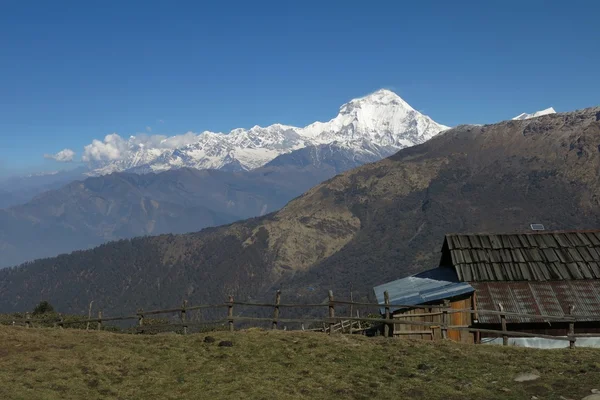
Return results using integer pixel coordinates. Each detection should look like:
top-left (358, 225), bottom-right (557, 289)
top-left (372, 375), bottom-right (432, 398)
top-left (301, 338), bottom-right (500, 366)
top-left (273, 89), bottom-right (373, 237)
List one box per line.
top-left (2, 289), bottom-right (599, 349)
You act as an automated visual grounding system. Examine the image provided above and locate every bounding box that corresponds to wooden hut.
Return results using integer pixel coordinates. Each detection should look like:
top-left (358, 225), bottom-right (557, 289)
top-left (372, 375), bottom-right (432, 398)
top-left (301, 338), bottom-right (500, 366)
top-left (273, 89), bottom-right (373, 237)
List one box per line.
top-left (442, 231), bottom-right (600, 344)
top-left (375, 231), bottom-right (600, 346)
top-left (373, 267), bottom-right (475, 343)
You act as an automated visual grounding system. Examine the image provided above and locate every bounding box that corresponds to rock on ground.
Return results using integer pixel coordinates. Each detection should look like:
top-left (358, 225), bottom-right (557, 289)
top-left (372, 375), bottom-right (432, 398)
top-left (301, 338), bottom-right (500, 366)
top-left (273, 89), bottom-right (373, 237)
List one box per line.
top-left (514, 371), bottom-right (541, 382)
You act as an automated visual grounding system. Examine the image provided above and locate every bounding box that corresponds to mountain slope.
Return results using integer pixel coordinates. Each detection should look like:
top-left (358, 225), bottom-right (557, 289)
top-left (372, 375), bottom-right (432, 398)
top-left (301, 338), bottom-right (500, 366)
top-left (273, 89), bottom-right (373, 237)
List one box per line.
top-left (0, 143), bottom-right (384, 268)
top-left (86, 89), bottom-right (448, 175)
top-left (2, 107), bottom-right (599, 315)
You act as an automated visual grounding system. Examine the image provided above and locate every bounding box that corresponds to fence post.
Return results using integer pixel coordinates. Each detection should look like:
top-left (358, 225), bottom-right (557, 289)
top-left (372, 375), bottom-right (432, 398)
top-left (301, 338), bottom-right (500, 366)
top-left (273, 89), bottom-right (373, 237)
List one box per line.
top-left (328, 290), bottom-right (335, 335)
top-left (349, 283), bottom-right (354, 332)
top-left (498, 303), bottom-right (508, 346)
top-left (25, 312), bottom-right (31, 329)
top-left (86, 300), bottom-right (94, 331)
top-left (138, 309), bottom-right (144, 334)
top-left (228, 295), bottom-right (234, 332)
top-left (181, 300), bottom-right (188, 335)
top-left (568, 305), bottom-right (575, 349)
top-left (384, 290), bottom-right (391, 338)
top-left (272, 290), bottom-right (281, 330)
top-left (97, 310), bottom-right (102, 331)
top-left (442, 300), bottom-right (450, 340)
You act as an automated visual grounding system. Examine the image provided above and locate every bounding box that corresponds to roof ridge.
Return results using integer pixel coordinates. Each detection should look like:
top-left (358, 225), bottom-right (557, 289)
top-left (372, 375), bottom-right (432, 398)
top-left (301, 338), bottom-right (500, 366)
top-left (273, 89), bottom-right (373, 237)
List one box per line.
top-left (446, 229), bottom-right (600, 237)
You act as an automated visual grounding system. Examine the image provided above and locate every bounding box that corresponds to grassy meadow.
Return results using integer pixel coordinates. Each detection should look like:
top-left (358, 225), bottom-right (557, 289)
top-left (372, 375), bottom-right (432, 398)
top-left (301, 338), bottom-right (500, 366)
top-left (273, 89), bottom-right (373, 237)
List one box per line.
top-left (0, 326), bottom-right (599, 400)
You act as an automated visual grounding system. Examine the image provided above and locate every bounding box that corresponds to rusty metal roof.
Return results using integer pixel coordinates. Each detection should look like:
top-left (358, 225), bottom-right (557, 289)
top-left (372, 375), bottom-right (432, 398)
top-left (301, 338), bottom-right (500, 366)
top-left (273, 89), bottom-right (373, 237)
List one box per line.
top-left (443, 231), bottom-right (600, 282)
top-left (472, 280), bottom-right (600, 323)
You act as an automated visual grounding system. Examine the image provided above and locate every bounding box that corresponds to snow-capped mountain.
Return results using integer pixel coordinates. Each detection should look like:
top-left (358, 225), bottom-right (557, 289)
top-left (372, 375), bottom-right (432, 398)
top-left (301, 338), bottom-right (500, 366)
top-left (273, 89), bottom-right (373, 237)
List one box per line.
top-left (86, 89), bottom-right (449, 175)
top-left (512, 107), bottom-right (556, 120)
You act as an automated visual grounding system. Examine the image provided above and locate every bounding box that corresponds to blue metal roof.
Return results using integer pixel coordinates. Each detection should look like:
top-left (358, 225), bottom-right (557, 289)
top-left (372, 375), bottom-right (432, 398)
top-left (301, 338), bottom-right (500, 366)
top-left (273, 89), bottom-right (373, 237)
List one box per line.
top-left (373, 268), bottom-right (474, 314)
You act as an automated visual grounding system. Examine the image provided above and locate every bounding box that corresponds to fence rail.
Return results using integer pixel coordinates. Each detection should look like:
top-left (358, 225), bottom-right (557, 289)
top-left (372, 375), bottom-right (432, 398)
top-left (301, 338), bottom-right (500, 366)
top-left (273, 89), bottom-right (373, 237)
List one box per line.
top-left (3, 289), bottom-right (599, 349)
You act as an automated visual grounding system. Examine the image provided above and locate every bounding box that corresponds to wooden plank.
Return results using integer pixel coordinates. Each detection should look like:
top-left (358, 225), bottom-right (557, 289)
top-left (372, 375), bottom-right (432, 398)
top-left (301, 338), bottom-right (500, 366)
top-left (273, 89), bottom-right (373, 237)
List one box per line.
top-left (272, 290), bottom-right (281, 330)
top-left (328, 290), bottom-right (335, 335)
top-left (448, 326), bottom-right (572, 341)
top-left (451, 298), bottom-right (472, 343)
top-left (568, 305), bottom-right (575, 349)
top-left (499, 303), bottom-right (508, 346)
top-left (138, 309), bottom-right (144, 333)
top-left (384, 291), bottom-right (390, 338)
top-left (230, 301), bottom-right (328, 308)
top-left (472, 293), bottom-right (480, 344)
top-left (227, 295), bottom-right (234, 332)
top-left (331, 300), bottom-right (440, 309)
top-left (139, 307), bottom-right (186, 315)
top-left (86, 301), bottom-right (94, 331)
top-left (61, 315), bottom-right (138, 325)
top-left (441, 300), bottom-right (449, 340)
top-left (135, 320), bottom-right (229, 330)
top-left (181, 300), bottom-right (188, 335)
top-left (393, 312), bottom-right (443, 318)
top-left (97, 311), bottom-right (102, 331)
top-left (185, 304), bottom-right (230, 311)
top-left (0, 317), bottom-right (60, 324)
top-left (330, 316), bottom-right (444, 327)
top-left (276, 303), bottom-right (330, 308)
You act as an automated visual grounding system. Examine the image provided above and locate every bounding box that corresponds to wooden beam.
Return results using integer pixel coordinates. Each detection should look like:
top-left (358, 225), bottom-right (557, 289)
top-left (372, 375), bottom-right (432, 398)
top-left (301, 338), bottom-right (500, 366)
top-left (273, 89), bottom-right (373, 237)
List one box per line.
top-left (272, 290), bottom-right (281, 330)
top-left (384, 291), bottom-right (390, 338)
top-left (499, 303), bottom-right (508, 346)
top-left (568, 305), bottom-right (575, 349)
top-left (227, 296), bottom-right (234, 332)
top-left (328, 291), bottom-right (335, 335)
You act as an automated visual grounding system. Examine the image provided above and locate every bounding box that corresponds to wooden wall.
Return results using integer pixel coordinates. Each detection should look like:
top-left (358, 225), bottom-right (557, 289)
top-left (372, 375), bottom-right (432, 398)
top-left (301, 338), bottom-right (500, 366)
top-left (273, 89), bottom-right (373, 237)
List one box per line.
top-left (392, 296), bottom-right (474, 344)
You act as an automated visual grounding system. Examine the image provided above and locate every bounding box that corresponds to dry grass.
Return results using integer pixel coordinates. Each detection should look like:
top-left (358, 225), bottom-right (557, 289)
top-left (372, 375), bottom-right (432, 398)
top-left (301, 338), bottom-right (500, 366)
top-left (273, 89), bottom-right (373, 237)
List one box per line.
top-left (0, 326), bottom-right (599, 400)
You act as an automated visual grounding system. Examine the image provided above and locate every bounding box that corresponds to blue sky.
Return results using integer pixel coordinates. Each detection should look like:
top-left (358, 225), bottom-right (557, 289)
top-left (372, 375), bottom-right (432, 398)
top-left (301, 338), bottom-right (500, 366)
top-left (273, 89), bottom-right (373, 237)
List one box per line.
top-left (1, 0), bottom-right (599, 175)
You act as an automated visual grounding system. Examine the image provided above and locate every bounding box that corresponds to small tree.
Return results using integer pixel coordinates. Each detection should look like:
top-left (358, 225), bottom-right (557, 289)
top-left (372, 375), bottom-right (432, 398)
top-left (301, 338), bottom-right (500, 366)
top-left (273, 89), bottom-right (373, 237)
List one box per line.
top-left (32, 301), bottom-right (55, 315)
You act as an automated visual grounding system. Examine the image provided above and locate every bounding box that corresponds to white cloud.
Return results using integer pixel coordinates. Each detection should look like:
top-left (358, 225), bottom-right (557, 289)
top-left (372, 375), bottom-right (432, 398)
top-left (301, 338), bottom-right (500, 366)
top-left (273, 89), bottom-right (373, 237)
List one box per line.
top-left (81, 132), bottom-right (200, 163)
top-left (161, 131), bottom-right (198, 149)
top-left (82, 133), bottom-right (128, 162)
top-left (146, 126), bottom-right (152, 133)
top-left (44, 148), bottom-right (76, 162)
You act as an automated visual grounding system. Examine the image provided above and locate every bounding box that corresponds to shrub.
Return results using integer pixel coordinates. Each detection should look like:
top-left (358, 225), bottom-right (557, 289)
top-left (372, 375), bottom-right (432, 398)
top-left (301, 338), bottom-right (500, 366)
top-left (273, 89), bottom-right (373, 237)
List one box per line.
top-left (32, 301), bottom-right (55, 315)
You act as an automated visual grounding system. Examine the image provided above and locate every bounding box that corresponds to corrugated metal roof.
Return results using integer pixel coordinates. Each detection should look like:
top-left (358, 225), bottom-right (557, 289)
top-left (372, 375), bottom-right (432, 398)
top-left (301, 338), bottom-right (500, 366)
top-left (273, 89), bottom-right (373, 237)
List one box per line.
top-left (373, 268), bottom-right (474, 314)
top-left (472, 280), bottom-right (600, 323)
top-left (444, 231), bottom-right (600, 282)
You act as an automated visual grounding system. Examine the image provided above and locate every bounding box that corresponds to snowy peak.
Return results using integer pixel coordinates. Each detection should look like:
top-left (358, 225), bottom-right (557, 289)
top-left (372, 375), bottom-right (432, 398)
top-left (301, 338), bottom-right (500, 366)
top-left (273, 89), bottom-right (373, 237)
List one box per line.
top-left (301, 90), bottom-right (448, 147)
top-left (85, 90), bottom-right (450, 176)
top-left (512, 107), bottom-right (556, 120)
top-left (342, 89), bottom-right (415, 111)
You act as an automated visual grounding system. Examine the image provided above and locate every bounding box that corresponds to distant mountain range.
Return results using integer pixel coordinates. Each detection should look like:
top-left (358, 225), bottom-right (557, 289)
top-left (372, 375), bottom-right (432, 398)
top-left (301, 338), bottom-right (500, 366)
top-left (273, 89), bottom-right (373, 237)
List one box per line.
top-left (86, 89), bottom-right (449, 175)
top-left (0, 167), bottom-right (88, 209)
top-left (0, 90), bottom-right (451, 267)
top-left (1, 106), bottom-right (597, 315)
top-left (512, 107), bottom-right (556, 120)
top-left (0, 143), bottom-right (383, 268)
